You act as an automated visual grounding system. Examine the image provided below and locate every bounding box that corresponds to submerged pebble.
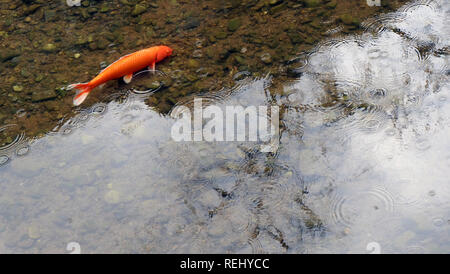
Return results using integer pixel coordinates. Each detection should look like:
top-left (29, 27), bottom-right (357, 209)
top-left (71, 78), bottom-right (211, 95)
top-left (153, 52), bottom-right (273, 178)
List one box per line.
top-left (228, 18), bottom-right (242, 32)
top-left (12, 85), bottom-right (23, 92)
top-left (260, 53), bottom-right (272, 64)
top-left (42, 43), bottom-right (57, 53)
top-left (66, 0), bottom-right (81, 7)
top-left (132, 4), bottom-right (147, 16)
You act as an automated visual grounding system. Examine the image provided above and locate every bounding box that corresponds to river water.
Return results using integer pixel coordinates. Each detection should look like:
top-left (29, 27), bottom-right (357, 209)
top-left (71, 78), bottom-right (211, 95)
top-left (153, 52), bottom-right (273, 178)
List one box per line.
top-left (0, 0), bottom-right (449, 253)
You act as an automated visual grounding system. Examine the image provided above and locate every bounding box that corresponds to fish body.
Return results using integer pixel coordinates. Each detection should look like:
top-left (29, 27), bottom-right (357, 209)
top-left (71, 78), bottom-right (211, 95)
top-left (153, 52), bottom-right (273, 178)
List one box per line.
top-left (69, 45), bottom-right (173, 106)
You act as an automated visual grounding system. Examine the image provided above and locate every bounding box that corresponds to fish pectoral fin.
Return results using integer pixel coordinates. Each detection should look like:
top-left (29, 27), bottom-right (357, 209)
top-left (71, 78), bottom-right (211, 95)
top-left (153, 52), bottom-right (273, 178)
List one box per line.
top-left (98, 83), bottom-right (106, 89)
top-left (123, 73), bottom-right (133, 84)
top-left (149, 62), bottom-right (156, 72)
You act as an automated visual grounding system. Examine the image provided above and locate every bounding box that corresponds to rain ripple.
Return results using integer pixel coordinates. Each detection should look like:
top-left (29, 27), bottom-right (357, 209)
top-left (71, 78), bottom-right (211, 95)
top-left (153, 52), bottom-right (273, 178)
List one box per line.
top-left (0, 124), bottom-right (30, 167)
top-left (331, 186), bottom-right (395, 228)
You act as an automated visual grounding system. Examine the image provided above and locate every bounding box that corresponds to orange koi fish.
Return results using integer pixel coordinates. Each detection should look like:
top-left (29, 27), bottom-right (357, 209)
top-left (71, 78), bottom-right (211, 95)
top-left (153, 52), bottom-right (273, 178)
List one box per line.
top-left (68, 45), bottom-right (173, 106)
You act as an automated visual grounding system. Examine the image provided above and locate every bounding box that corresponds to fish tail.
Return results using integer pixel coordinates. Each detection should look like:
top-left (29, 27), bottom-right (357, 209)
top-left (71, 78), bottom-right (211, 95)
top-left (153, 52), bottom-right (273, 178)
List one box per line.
top-left (68, 83), bottom-right (93, 106)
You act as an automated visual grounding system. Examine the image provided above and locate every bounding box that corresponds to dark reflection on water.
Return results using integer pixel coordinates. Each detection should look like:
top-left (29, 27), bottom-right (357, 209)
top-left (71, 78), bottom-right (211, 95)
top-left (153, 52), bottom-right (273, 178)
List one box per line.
top-left (0, 0), bottom-right (449, 253)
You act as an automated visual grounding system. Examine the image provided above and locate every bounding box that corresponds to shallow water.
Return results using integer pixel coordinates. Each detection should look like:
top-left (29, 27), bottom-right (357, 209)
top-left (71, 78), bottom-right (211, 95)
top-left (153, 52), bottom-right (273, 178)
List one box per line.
top-left (0, 0), bottom-right (449, 253)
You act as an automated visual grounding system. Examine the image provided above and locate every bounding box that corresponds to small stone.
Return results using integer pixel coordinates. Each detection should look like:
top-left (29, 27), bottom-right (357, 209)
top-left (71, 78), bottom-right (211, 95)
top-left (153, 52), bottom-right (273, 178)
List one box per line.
top-left (234, 55), bottom-right (246, 65)
top-left (0, 50), bottom-right (20, 62)
top-left (208, 35), bottom-right (217, 43)
top-left (144, 81), bottom-right (161, 90)
top-left (23, 4), bottom-right (41, 15)
top-left (12, 85), bottom-right (23, 92)
top-left (88, 42), bottom-right (97, 50)
top-left (340, 14), bottom-right (359, 26)
top-left (119, 0), bottom-right (133, 5)
top-left (35, 74), bottom-right (44, 82)
top-left (100, 5), bottom-right (109, 13)
top-left (183, 17), bottom-right (200, 30)
top-left (303, 0), bottom-right (321, 8)
top-left (260, 53), bottom-right (272, 64)
top-left (74, 53), bottom-right (81, 59)
top-left (287, 32), bottom-right (303, 44)
top-left (187, 59), bottom-right (199, 68)
top-left (20, 69), bottom-right (31, 78)
top-left (74, 36), bottom-right (88, 46)
top-left (270, 3), bottom-right (286, 14)
top-left (87, 7), bottom-right (98, 14)
top-left (66, 0), bottom-right (81, 7)
top-left (32, 90), bottom-right (58, 102)
top-left (42, 43), bottom-right (57, 53)
top-left (132, 4), bottom-right (147, 16)
top-left (80, 8), bottom-right (90, 19)
top-left (44, 9), bottom-right (56, 22)
top-left (227, 18), bottom-right (241, 32)
top-left (214, 31), bottom-right (228, 40)
top-left (96, 38), bottom-right (108, 50)
top-left (269, 0), bottom-right (283, 5)
top-left (326, 0), bottom-right (337, 9)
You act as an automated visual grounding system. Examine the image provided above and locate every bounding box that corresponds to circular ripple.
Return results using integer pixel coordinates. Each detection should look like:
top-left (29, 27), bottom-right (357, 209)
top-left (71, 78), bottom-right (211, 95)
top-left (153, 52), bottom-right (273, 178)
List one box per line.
top-left (385, 128), bottom-right (397, 136)
top-left (15, 145), bottom-right (30, 157)
top-left (0, 155), bottom-right (10, 167)
top-left (248, 237), bottom-right (264, 254)
top-left (226, 205), bottom-right (255, 233)
top-left (129, 70), bottom-right (169, 95)
top-left (369, 88), bottom-right (388, 98)
top-left (432, 217), bottom-right (445, 227)
top-left (333, 108), bottom-right (389, 139)
top-left (0, 124), bottom-right (29, 166)
top-left (0, 126), bottom-right (24, 150)
top-left (362, 12), bottom-right (408, 34)
top-left (233, 71), bottom-right (252, 81)
top-left (90, 103), bottom-right (107, 115)
top-left (0, 125), bottom-right (28, 159)
top-left (364, 119), bottom-right (382, 131)
top-left (415, 138), bottom-right (431, 151)
top-left (61, 126), bottom-right (74, 135)
top-left (76, 111), bottom-right (90, 123)
top-left (404, 245), bottom-right (426, 254)
top-left (386, 179), bottom-right (425, 207)
top-left (331, 186), bottom-right (395, 227)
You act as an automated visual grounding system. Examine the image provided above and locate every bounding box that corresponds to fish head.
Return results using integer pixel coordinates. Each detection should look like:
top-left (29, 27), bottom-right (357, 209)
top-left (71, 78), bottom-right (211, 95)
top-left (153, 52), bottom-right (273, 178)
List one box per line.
top-left (156, 45), bottom-right (173, 61)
